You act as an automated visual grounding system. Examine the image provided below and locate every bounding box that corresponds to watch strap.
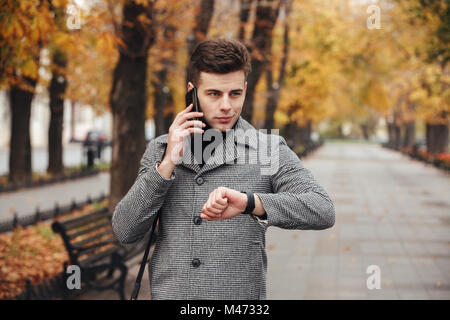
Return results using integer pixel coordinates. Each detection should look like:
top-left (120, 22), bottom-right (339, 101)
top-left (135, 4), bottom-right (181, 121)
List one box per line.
top-left (240, 191), bottom-right (255, 215)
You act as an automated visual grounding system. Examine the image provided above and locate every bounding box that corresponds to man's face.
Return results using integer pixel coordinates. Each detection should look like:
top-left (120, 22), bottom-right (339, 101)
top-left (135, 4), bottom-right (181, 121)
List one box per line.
top-left (188, 70), bottom-right (247, 131)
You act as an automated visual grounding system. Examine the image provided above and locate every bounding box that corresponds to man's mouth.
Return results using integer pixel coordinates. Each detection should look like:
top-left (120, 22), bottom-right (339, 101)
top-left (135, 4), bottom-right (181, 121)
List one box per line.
top-left (216, 116), bottom-right (234, 123)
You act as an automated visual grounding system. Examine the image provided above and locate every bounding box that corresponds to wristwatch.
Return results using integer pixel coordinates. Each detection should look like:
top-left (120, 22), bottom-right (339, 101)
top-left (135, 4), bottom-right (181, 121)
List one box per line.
top-left (240, 191), bottom-right (255, 215)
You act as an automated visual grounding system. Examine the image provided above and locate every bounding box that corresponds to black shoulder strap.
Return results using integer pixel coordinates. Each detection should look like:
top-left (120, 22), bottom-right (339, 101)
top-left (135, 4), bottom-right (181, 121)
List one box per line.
top-left (130, 210), bottom-right (160, 300)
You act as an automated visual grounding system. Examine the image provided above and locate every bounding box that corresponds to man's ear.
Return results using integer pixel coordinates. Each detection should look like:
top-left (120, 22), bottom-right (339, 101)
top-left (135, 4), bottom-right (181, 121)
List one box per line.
top-left (187, 82), bottom-right (194, 91)
top-left (244, 81), bottom-right (247, 91)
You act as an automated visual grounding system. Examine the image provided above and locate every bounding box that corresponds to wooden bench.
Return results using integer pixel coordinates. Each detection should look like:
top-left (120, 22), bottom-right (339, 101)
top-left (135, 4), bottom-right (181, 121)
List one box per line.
top-left (51, 207), bottom-right (129, 299)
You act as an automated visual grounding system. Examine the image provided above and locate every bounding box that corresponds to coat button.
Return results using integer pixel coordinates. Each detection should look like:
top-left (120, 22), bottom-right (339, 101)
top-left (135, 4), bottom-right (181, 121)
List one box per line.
top-left (195, 177), bottom-right (204, 185)
top-left (191, 258), bottom-right (201, 268)
top-left (193, 216), bottom-right (202, 225)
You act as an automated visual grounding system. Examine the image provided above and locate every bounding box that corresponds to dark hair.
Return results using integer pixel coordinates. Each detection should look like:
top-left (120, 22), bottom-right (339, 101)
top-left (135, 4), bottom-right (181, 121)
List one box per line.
top-left (188, 38), bottom-right (252, 87)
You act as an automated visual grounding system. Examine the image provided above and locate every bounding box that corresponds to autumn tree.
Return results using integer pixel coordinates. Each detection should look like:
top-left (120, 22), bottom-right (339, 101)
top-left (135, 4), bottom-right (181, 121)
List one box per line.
top-left (241, 0), bottom-right (281, 124)
top-left (109, 0), bottom-right (157, 212)
top-left (395, 0), bottom-right (449, 154)
top-left (0, 0), bottom-right (55, 183)
top-left (185, 0), bottom-right (215, 85)
top-left (47, 0), bottom-right (70, 176)
top-left (264, 0), bottom-right (292, 130)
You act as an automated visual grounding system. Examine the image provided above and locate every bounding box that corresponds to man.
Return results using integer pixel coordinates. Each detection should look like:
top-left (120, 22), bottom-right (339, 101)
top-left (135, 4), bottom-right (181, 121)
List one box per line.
top-left (112, 38), bottom-right (335, 300)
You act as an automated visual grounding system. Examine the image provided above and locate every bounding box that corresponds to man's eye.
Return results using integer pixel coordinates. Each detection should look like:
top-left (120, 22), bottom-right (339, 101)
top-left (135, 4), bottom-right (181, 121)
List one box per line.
top-left (231, 92), bottom-right (241, 96)
top-left (209, 92), bottom-right (219, 96)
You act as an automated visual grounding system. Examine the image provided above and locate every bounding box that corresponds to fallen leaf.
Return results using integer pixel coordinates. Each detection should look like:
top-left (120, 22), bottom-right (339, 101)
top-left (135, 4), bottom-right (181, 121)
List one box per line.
top-left (388, 258), bottom-right (396, 263)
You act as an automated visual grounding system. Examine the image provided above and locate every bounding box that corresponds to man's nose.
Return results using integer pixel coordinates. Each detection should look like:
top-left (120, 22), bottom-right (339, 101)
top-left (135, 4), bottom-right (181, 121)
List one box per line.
top-left (219, 96), bottom-right (232, 112)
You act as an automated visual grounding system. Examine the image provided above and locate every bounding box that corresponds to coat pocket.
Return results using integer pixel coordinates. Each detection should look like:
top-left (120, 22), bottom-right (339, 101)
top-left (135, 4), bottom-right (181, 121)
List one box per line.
top-left (248, 240), bottom-right (266, 300)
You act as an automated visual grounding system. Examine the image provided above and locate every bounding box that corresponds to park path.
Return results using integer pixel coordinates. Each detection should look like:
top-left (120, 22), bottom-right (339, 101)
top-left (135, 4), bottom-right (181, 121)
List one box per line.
top-left (0, 172), bottom-right (109, 221)
top-left (0, 144), bottom-right (111, 221)
top-left (266, 141), bottom-right (450, 299)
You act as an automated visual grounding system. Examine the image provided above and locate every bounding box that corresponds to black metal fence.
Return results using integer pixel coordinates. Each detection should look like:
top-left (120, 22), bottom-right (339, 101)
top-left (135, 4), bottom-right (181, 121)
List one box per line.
top-left (14, 262), bottom-right (71, 300)
top-left (0, 193), bottom-right (108, 234)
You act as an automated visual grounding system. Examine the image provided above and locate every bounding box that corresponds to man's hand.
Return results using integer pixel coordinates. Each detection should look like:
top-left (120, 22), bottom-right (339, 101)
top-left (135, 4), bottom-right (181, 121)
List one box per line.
top-left (165, 104), bottom-right (205, 164)
top-left (200, 187), bottom-right (247, 221)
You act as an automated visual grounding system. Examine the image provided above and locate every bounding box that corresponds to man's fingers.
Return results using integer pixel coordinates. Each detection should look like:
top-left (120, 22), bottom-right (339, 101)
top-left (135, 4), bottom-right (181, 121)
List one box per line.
top-left (179, 111), bottom-right (204, 123)
top-left (200, 212), bottom-right (221, 221)
top-left (203, 205), bottom-right (222, 215)
top-left (215, 191), bottom-right (227, 205)
top-left (201, 195), bottom-right (221, 217)
top-left (210, 189), bottom-right (227, 209)
top-left (200, 188), bottom-right (234, 221)
top-left (181, 120), bottom-right (205, 130)
top-left (201, 204), bottom-right (225, 220)
top-left (173, 104), bottom-right (193, 123)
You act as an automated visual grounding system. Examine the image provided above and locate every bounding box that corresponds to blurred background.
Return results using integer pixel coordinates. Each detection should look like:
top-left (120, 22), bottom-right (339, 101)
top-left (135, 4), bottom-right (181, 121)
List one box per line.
top-left (0, 0), bottom-right (449, 300)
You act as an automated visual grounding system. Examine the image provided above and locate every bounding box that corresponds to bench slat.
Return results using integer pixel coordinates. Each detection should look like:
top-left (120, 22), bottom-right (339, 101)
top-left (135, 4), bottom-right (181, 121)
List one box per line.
top-left (79, 246), bottom-right (121, 268)
top-left (61, 208), bottom-right (110, 230)
top-left (72, 229), bottom-right (114, 249)
top-left (68, 220), bottom-right (111, 240)
top-left (77, 237), bottom-right (118, 256)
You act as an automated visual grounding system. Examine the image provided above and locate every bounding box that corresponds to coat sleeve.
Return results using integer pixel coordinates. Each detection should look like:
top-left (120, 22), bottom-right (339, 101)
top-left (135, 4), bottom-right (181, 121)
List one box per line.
top-left (254, 137), bottom-right (335, 230)
top-left (112, 139), bottom-right (174, 244)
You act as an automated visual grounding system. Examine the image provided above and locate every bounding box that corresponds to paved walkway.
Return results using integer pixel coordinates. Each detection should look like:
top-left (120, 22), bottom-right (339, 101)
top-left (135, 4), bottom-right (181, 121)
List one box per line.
top-left (266, 141), bottom-right (450, 299)
top-left (21, 141), bottom-right (450, 300)
top-left (0, 172), bottom-right (109, 221)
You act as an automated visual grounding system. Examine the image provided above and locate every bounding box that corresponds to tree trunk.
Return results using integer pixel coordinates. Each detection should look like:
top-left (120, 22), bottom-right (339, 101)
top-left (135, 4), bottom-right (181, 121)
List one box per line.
top-left (153, 25), bottom-right (176, 137)
top-left (284, 121), bottom-right (295, 148)
top-left (264, 0), bottom-right (291, 130)
top-left (265, 55), bottom-right (276, 130)
top-left (9, 77), bottom-right (36, 184)
top-left (70, 100), bottom-right (76, 141)
top-left (402, 120), bottom-right (415, 149)
top-left (185, 0), bottom-right (215, 85)
top-left (164, 92), bottom-right (175, 133)
top-left (109, 1), bottom-right (156, 212)
top-left (387, 118), bottom-right (402, 149)
top-left (387, 119), bottom-right (394, 146)
top-left (426, 121), bottom-right (449, 155)
top-left (337, 124), bottom-right (344, 138)
top-left (238, 0), bottom-right (253, 40)
top-left (300, 120), bottom-right (312, 146)
top-left (394, 124), bottom-right (401, 149)
top-left (291, 120), bottom-right (311, 148)
top-left (153, 67), bottom-right (170, 137)
top-left (361, 123), bottom-right (369, 140)
top-left (47, 49), bottom-right (67, 175)
top-left (241, 0), bottom-right (280, 124)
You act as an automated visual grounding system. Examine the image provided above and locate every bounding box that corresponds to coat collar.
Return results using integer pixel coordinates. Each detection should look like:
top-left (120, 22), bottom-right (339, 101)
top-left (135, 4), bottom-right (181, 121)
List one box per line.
top-left (155, 117), bottom-right (259, 175)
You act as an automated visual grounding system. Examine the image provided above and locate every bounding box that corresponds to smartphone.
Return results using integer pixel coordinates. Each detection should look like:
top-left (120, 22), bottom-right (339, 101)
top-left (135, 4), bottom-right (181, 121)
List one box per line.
top-left (185, 87), bottom-right (201, 121)
top-left (185, 87), bottom-right (203, 162)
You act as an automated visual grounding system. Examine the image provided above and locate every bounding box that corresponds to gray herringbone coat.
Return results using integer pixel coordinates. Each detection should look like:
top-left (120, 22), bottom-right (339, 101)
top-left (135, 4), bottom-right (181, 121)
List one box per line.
top-left (112, 117), bottom-right (335, 300)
